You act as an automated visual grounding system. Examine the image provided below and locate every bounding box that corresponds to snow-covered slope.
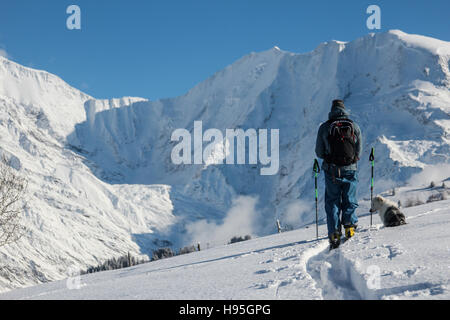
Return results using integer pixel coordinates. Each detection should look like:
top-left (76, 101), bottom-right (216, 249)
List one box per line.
top-left (0, 30), bottom-right (449, 293)
top-left (0, 57), bottom-right (177, 291)
top-left (1, 189), bottom-right (449, 300)
top-left (0, 56), bottom-right (91, 139)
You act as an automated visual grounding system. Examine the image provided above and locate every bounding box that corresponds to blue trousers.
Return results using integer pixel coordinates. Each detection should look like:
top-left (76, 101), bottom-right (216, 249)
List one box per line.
top-left (324, 169), bottom-right (359, 237)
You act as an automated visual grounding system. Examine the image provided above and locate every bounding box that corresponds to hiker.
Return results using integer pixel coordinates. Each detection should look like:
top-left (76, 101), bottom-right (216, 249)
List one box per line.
top-left (315, 100), bottom-right (362, 249)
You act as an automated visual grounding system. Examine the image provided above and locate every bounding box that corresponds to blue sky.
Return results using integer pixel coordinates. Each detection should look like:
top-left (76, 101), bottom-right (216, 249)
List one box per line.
top-left (1, 0), bottom-right (449, 100)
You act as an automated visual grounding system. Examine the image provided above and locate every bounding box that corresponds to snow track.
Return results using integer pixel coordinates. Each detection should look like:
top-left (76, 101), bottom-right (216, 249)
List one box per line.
top-left (305, 237), bottom-right (377, 300)
top-left (304, 201), bottom-right (450, 300)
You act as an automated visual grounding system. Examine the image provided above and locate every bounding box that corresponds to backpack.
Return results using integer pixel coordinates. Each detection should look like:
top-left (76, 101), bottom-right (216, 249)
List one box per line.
top-left (326, 119), bottom-right (357, 166)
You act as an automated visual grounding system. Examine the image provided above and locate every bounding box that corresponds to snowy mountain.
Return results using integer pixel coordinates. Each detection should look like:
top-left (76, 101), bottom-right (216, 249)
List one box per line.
top-left (0, 30), bottom-right (449, 292)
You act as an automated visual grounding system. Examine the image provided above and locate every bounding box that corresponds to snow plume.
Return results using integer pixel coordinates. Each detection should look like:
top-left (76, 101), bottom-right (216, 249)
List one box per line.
top-left (0, 48), bottom-right (8, 58)
top-left (407, 164), bottom-right (450, 187)
top-left (185, 196), bottom-right (259, 247)
top-left (282, 200), bottom-right (313, 229)
top-left (372, 178), bottom-right (397, 196)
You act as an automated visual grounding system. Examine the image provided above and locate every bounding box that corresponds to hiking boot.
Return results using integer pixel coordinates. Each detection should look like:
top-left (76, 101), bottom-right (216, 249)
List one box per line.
top-left (329, 232), bottom-right (341, 249)
top-left (344, 225), bottom-right (357, 238)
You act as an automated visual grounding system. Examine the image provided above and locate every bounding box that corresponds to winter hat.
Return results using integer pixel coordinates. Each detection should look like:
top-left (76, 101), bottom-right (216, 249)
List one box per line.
top-left (331, 99), bottom-right (345, 110)
top-left (328, 99), bottom-right (349, 120)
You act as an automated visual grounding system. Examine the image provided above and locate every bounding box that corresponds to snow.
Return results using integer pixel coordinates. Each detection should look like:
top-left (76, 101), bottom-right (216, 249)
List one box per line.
top-left (0, 30), bottom-right (449, 293)
top-left (389, 30), bottom-right (450, 56)
top-left (0, 56), bottom-right (91, 139)
top-left (1, 188), bottom-right (449, 300)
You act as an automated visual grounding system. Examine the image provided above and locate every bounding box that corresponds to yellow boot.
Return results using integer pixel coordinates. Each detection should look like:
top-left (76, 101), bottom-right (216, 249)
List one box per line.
top-left (329, 232), bottom-right (341, 250)
top-left (345, 226), bottom-right (355, 238)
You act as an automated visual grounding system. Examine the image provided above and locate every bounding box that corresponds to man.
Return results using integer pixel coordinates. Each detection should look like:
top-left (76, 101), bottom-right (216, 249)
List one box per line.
top-left (315, 100), bottom-right (362, 249)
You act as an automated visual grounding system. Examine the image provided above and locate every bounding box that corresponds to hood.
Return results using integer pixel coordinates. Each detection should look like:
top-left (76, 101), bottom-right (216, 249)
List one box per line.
top-left (328, 106), bottom-right (350, 120)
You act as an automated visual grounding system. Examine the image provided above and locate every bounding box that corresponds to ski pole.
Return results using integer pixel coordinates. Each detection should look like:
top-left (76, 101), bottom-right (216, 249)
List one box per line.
top-left (369, 147), bottom-right (375, 227)
top-left (313, 159), bottom-right (320, 239)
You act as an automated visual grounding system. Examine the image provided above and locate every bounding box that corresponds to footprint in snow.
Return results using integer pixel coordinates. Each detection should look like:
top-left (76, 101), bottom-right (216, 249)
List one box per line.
top-left (278, 278), bottom-right (295, 287)
top-left (252, 280), bottom-right (279, 290)
top-left (260, 259), bottom-right (275, 264)
top-left (281, 255), bottom-right (298, 261)
top-left (276, 266), bottom-right (290, 272)
top-left (255, 269), bottom-right (273, 274)
top-left (382, 244), bottom-right (404, 260)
